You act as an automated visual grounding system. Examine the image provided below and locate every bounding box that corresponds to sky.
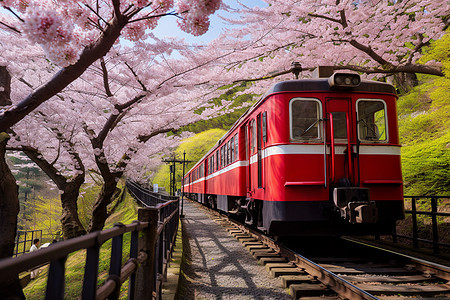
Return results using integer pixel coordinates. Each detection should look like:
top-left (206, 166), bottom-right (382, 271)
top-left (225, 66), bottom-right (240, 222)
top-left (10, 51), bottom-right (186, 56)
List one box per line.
top-left (152, 0), bottom-right (267, 44)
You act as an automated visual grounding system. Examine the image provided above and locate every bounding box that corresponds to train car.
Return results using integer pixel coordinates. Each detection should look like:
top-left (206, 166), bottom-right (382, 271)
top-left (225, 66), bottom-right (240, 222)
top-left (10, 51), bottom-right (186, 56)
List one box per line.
top-left (183, 67), bottom-right (404, 236)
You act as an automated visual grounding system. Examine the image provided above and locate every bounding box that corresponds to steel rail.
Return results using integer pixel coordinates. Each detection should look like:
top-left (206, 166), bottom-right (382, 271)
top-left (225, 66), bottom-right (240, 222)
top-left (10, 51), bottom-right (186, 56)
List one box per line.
top-left (343, 237), bottom-right (450, 281)
top-left (232, 221), bottom-right (378, 300)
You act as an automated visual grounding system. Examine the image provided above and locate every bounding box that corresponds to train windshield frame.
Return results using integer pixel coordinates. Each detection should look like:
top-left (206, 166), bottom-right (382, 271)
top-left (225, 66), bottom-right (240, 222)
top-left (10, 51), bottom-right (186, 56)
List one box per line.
top-left (356, 99), bottom-right (389, 143)
top-left (289, 97), bottom-right (323, 142)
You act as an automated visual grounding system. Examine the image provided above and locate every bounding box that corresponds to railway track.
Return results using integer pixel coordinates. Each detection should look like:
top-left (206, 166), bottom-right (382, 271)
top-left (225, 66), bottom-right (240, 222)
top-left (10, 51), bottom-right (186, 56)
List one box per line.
top-left (191, 201), bottom-right (450, 299)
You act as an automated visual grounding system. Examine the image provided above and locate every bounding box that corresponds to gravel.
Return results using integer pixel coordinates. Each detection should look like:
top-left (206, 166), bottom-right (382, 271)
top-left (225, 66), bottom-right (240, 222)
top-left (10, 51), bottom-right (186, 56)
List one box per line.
top-left (177, 200), bottom-right (290, 300)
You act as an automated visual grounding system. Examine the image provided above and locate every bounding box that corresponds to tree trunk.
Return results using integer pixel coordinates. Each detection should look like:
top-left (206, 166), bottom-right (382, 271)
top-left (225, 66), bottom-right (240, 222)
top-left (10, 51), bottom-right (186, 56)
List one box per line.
top-left (394, 72), bottom-right (419, 93)
top-left (60, 179), bottom-right (87, 239)
top-left (0, 133), bottom-right (25, 299)
top-left (22, 147), bottom-right (87, 239)
top-left (88, 176), bottom-right (119, 232)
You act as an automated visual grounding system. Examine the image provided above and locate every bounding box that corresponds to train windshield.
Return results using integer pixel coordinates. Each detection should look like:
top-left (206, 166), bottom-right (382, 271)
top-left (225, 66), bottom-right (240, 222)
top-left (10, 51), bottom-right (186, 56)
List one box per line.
top-left (357, 99), bottom-right (388, 142)
top-left (290, 98), bottom-right (322, 141)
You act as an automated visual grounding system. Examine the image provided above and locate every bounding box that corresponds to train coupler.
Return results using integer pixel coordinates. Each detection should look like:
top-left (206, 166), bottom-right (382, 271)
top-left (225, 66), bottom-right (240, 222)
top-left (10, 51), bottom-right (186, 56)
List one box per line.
top-left (333, 187), bottom-right (378, 224)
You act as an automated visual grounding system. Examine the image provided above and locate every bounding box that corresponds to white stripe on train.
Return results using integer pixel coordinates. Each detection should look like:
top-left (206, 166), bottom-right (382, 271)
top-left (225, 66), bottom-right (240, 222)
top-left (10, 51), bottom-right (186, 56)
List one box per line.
top-left (184, 144), bottom-right (400, 187)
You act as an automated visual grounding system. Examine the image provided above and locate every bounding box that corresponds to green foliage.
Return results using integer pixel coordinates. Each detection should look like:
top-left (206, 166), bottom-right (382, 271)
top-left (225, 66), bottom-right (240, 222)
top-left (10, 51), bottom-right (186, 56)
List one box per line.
top-left (77, 184), bottom-right (101, 229)
top-left (398, 32), bottom-right (450, 196)
top-left (182, 106), bottom-right (249, 133)
top-left (19, 196), bottom-right (62, 235)
top-left (153, 128), bottom-right (227, 192)
top-left (401, 132), bottom-right (450, 195)
top-left (191, 81), bottom-right (256, 120)
top-left (420, 31), bottom-right (450, 78)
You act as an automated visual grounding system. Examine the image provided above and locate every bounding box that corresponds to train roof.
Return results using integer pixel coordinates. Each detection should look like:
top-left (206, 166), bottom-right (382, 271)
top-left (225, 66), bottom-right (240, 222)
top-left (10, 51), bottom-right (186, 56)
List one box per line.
top-left (264, 78), bottom-right (396, 96)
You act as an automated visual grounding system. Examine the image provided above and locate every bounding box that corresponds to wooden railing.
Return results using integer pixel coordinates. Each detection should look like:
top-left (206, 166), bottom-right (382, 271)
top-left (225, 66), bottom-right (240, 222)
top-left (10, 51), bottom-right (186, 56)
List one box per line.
top-left (0, 185), bottom-right (179, 299)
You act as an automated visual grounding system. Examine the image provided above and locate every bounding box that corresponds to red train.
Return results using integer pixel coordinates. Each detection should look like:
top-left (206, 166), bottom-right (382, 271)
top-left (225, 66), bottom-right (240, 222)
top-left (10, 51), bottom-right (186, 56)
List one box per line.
top-left (183, 67), bottom-right (404, 236)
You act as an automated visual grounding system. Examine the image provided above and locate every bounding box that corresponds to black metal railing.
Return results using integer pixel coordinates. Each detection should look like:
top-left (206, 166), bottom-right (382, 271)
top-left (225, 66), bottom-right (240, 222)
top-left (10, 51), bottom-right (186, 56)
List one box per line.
top-left (393, 196), bottom-right (450, 254)
top-left (14, 230), bottom-right (42, 257)
top-left (127, 180), bottom-right (178, 207)
top-left (0, 187), bottom-right (179, 299)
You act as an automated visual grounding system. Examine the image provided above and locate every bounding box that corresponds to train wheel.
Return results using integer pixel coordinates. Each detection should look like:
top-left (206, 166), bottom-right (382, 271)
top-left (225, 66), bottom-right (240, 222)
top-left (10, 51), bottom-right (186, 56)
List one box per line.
top-left (244, 199), bottom-right (262, 228)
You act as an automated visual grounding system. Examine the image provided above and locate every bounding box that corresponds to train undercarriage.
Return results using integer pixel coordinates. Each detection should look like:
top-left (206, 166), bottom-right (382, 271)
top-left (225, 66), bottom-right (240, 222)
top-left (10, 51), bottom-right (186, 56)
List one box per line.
top-left (187, 191), bottom-right (403, 237)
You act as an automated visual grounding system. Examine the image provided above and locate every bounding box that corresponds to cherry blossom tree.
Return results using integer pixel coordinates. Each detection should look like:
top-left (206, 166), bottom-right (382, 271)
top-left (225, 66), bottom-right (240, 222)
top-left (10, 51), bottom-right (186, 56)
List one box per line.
top-left (4, 30), bottom-right (235, 240)
top-left (206, 0), bottom-right (447, 91)
top-left (0, 0), bottom-right (222, 132)
top-left (0, 1), bottom-right (222, 296)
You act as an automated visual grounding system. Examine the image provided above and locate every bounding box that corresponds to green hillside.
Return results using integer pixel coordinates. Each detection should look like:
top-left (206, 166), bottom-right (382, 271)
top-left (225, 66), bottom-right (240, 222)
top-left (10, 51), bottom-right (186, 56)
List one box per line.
top-left (152, 128), bottom-right (227, 192)
top-left (398, 32), bottom-right (450, 196)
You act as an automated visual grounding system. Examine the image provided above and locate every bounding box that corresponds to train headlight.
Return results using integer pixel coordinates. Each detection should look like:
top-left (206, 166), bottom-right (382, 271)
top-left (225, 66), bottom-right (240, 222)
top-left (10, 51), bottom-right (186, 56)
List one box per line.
top-left (328, 73), bottom-right (361, 88)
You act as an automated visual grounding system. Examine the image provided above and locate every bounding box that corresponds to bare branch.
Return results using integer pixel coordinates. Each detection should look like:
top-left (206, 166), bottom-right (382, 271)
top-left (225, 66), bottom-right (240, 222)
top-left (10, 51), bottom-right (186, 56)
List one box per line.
top-left (308, 13), bottom-right (342, 24)
top-left (18, 78), bottom-right (33, 89)
top-left (0, 21), bottom-right (21, 34)
top-left (85, 4), bottom-right (109, 26)
top-left (128, 11), bottom-right (178, 23)
top-left (124, 61), bottom-right (147, 91)
top-left (100, 57), bottom-right (113, 97)
top-left (5, 7), bottom-right (24, 22)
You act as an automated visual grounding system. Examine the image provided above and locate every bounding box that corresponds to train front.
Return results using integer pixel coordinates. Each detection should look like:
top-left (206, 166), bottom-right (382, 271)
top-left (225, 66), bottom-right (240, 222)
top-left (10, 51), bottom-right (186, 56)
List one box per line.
top-left (262, 72), bottom-right (404, 236)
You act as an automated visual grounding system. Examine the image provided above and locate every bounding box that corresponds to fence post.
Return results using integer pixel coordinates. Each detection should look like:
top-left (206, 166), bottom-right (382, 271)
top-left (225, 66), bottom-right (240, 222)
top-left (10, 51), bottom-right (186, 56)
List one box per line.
top-left (431, 197), bottom-right (439, 254)
top-left (135, 207), bottom-right (159, 299)
top-left (411, 197), bottom-right (419, 249)
top-left (392, 223), bottom-right (397, 244)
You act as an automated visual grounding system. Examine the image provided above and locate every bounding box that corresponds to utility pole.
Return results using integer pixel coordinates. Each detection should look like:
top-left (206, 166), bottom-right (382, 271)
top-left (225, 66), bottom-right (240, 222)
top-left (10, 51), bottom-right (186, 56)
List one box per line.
top-left (162, 153), bottom-right (191, 197)
top-left (181, 151), bottom-right (189, 217)
top-left (162, 152), bottom-right (191, 217)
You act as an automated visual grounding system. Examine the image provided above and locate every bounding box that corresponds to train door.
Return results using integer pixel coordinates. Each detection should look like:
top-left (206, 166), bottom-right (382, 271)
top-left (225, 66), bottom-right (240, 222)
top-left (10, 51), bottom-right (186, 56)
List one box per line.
top-left (245, 120), bottom-right (253, 197)
top-left (326, 98), bottom-right (355, 186)
top-left (256, 113), bottom-right (263, 189)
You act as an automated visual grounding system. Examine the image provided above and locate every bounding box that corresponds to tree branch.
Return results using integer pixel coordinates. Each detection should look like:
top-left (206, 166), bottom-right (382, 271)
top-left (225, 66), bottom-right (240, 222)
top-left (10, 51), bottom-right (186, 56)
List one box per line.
top-left (308, 13), bottom-right (342, 24)
top-left (100, 57), bottom-right (113, 97)
top-left (112, 0), bottom-right (123, 22)
top-left (346, 39), bottom-right (391, 67)
top-left (0, 21), bottom-right (21, 34)
top-left (124, 61), bottom-right (147, 91)
top-left (0, 13), bottom-right (128, 132)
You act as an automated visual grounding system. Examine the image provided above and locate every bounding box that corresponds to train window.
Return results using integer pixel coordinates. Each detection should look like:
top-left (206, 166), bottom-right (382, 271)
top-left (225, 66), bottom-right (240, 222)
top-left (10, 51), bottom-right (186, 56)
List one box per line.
top-left (290, 98), bottom-right (322, 141)
top-left (251, 119), bottom-right (256, 153)
top-left (234, 133), bottom-right (239, 160)
top-left (216, 151), bottom-right (219, 170)
top-left (231, 137), bottom-right (235, 162)
top-left (331, 112), bottom-right (347, 139)
top-left (227, 141), bottom-right (231, 165)
top-left (357, 99), bottom-right (388, 142)
top-left (226, 143), bottom-right (229, 165)
top-left (257, 113), bottom-right (262, 150)
top-left (224, 144), bottom-right (227, 166)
